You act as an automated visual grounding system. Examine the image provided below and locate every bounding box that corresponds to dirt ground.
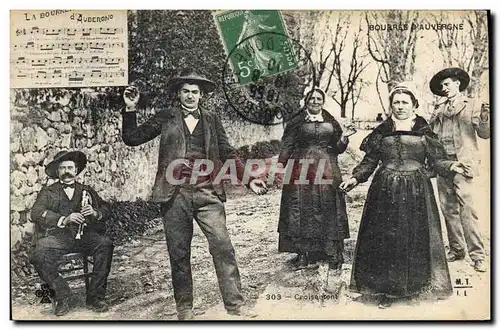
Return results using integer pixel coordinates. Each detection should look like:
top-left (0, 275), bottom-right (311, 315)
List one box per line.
top-left (11, 134), bottom-right (491, 321)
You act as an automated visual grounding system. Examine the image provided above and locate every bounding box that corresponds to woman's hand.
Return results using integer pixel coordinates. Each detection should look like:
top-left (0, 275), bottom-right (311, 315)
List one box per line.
top-left (339, 177), bottom-right (358, 192)
top-left (342, 121), bottom-right (357, 138)
top-left (450, 162), bottom-right (473, 178)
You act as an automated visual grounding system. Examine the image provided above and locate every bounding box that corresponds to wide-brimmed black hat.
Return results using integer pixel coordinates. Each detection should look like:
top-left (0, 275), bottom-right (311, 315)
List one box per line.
top-left (429, 67), bottom-right (470, 96)
top-left (45, 150), bottom-right (87, 178)
top-left (168, 68), bottom-right (216, 93)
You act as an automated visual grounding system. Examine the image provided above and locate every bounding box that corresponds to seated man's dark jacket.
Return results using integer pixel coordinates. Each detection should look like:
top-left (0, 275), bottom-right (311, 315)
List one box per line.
top-left (30, 182), bottom-right (111, 242)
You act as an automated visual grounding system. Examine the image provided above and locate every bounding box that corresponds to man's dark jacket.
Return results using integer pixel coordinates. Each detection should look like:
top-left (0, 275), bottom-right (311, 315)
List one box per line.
top-left (122, 105), bottom-right (246, 203)
top-left (30, 182), bottom-right (110, 241)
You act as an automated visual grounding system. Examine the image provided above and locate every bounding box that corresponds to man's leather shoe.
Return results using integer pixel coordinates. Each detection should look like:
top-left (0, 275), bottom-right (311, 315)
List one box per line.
top-left (86, 299), bottom-right (110, 312)
top-left (177, 309), bottom-right (195, 320)
top-left (54, 298), bottom-right (71, 316)
top-left (227, 306), bottom-right (257, 318)
top-left (474, 260), bottom-right (487, 272)
top-left (447, 250), bottom-right (466, 262)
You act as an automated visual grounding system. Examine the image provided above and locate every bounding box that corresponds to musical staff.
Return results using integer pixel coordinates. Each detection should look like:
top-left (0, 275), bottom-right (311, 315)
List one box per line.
top-left (15, 27), bottom-right (124, 36)
top-left (12, 56), bottom-right (124, 66)
top-left (13, 42), bottom-right (125, 51)
top-left (10, 10), bottom-right (128, 88)
top-left (12, 70), bottom-right (126, 80)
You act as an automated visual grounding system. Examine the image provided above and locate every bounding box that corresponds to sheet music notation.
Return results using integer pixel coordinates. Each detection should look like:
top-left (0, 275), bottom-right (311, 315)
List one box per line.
top-left (12, 56), bottom-right (124, 66)
top-left (15, 27), bottom-right (124, 36)
top-left (10, 10), bottom-right (128, 88)
top-left (12, 70), bottom-right (126, 80)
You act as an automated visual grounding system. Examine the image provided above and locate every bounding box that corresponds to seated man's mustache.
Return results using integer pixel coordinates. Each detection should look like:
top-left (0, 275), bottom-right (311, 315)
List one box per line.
top-left (61, 173), bottom-right (74, 178)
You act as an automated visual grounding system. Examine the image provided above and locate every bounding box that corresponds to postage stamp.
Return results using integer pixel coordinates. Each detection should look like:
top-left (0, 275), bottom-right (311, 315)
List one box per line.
top-left (214, 10), bottom-right (298, 85)
top-left (221, 31), bottom-right (315, 126)
top-left (10, 9), bottom-right (491, 322)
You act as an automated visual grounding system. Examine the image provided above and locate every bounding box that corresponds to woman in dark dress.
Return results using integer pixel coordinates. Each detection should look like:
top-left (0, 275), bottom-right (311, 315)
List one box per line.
top-left (340, 83), bottom-right (468, 308)
top-left (277, 88), bottom-right (356, 271)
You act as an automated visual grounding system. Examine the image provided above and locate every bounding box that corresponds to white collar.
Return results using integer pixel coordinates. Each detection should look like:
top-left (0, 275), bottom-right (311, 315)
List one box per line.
top-left (392, 114), bottom-right (416, 131)
top-left (181, 104), bottom-right (199, 112)
top-left (305, 110), bottom-right (324, 120)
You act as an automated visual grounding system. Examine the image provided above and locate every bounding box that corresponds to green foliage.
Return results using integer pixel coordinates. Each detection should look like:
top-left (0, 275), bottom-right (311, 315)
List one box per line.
top-left (128, 10), bottom-right (237, 119)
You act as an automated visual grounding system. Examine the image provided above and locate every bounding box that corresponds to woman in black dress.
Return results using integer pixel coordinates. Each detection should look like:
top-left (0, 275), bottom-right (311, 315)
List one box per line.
top-left (340, 83), bottom-right (468, 308)
top-left (277, 88), bottom-right (356, 271)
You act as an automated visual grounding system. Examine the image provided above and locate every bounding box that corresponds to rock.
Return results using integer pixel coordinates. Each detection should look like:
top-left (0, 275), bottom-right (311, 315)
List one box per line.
top-left (10, 195), bottom-right (25, 212)
top-left (33, 126), bottom-right (50, 150)
top-left (110, 160), bottom-right (117, 172)
top-left (11, 211), bottom-right (20, 225)
top-left (74, 138), bottom-right (86, 150)
top-left (131, 240), bottom-right (142, 247)
top-left (37, 167), bottom-right (47, 183)
top-left (11, 170), bottom-right (27, 189)
top-left (86, 126), bottom-right (95, 138)
top-left (24, 193), bottom-right (37, 210)
top-left (48, 110), bottom-right (61, 122)
top-left (17, 151), bottom-right (45, 168)
top-left (73, 116), bottom-right (82, 125)
top-left (32, 183), bottom-right (42, 194)
top-left (20, 127), bottom-right (36, 152)
top-left (74, 127), bottom-right (84, 137)
top-left (16, 184), bottom-right (31, 196)
top-left (40, 118), bottom-right (51, 129)
top-left (89, 144), bottom-right (101, 153)
top-left (118, 266), bottom-right (126, 272)
top-left (61, 112), bottom-right (68, 122)
top-left (11, 121), bottom-right (23, 135)
top-left (97, 133), bottom-right (105, 143)
top-left (62, 124), bottom-right (72, 134)
top-left (12, 154), bottom-right (27, 169)
top-left (10, 135), bottom-right (20, 153)
top-left (26, 166), bottom-right (38, 186)
top-left (62, 106), bottom-right (71, 113)
top-left (22, 221), bottom-right (34, 236)
top-left (53, 122), bottom-right (65, 133)
top-left (98, 152), bottom-right (106, 165)
top-left (46, 128), bottom-right (58, 142)
top-left (11, 226), bottom-right (22, 249)
top-left (120, 255), bottom-right (130, 261)
top-left (236, 211), bottom-right (254, 216)
top-left (60, 134), bottom-right (71, 148)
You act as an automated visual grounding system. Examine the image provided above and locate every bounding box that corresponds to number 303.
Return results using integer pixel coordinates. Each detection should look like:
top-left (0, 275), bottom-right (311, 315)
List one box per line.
top-left (266, 294), bottom-right (282, 300)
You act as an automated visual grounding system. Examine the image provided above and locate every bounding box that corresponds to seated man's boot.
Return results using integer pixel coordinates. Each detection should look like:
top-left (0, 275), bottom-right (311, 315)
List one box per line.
top-left (54, 297), bottom-right (71, 316)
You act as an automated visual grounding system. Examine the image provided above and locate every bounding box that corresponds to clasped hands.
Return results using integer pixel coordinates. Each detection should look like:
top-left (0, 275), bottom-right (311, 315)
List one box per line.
top-left (62, 205), bottom-right (99, 226)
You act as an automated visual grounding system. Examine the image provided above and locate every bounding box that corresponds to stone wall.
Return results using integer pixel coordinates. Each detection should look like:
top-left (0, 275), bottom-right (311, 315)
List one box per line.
top-left (10, 89), bottom-right (160, 254)
top-left (10, 88), bottom-right (284, 280)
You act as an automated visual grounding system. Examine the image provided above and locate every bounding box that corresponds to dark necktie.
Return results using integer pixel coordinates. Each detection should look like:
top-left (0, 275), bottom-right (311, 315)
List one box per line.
top-left (182, 108), bottom-right (201, 119)
top-left (61, 182), bottom-right (75, 189)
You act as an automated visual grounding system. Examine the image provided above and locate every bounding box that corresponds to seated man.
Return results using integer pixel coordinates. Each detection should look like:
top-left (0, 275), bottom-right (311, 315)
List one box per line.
top-left (29, 150), bottom-right (114, 316)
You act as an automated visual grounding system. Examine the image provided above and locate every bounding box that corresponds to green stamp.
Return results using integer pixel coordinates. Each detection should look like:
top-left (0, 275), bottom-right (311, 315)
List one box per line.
top-left (214, 10), bottom-right (298, 85)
